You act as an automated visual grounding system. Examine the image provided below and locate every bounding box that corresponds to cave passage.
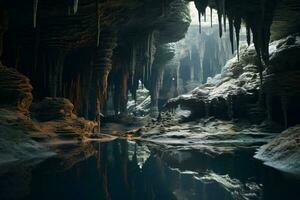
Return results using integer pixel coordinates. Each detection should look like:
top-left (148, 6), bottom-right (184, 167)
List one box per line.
top-left (1, 0), bottom-right (300, 200)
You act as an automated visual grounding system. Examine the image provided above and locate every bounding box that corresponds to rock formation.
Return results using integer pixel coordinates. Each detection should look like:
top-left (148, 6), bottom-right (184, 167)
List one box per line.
top-left (0, 65), bottom-right (33, 113)
top-left (166, 42), bottom-right (262, 122)
top-left (30, 97), bottom-right (75, 121)
top-left (255, 124), bottom-right (300, 174)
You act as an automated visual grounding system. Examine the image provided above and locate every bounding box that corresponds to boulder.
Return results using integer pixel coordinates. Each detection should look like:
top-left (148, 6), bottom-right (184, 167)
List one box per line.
top-left (255, 125), bottom-right (300, 175)
top-left (31, 97), bottom-right (75, 121)
top-left (0, 65), bottom-right (33, 113)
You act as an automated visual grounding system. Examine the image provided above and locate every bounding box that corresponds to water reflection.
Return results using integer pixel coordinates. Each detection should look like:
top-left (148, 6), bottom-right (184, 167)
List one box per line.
top-left (1, 139), bottom-right (300, 200)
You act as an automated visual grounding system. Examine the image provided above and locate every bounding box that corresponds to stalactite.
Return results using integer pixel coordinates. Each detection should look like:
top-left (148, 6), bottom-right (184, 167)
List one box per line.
top-left (222, 0), bottom-right (226, 32)
top-left (0, 9), bottom-right (8, 57)
top-left (210, 7), bottom-right (213, 28)
top-left (73, 0), bottom-right (79, 14)
top-left (67, 6), bottom-right (71, 16)
top-left (194, 0), bottom-right (208, 34)
top-left (161, 0), bottom-right (166, 17)
top-left (142, 62), bottom-right (145, 83)
top-left (198, 12), bottom-right (201, 33)
top-left (253, 31), bottom-right (264, 85)
top-left (147, 33), bottom-right (151, 81)
top-left (145, 36), bottom-right (149, 82)
top-left (96, 0), bottom-right (101, 47)
top-left (131, 44), bottom-right (136, 84)
top-left (246, 24), bottom-right (251, 46)
top-left (216, 0), bottom-right (223, 37)
top-left (229, 17), bottom-right (234, 54)
top-left (260, 0), bottom-right (266, 23)
top-left (33, 31), bottom-right (40, 71)
top-left (120, 70), bottom-right (129, 113)
top-left (57, 53), bottom-right (65, 97)
top-left (233, 17), bottom-right (241, 60)
top-left (33, 0), bottom-right (38, 28)
top-left (217, 12), bottom-right (222, 37)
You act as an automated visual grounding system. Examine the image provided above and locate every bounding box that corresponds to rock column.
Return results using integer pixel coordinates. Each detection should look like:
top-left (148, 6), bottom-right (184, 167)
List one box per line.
top-left (91, 29), bottom-right (117, 129)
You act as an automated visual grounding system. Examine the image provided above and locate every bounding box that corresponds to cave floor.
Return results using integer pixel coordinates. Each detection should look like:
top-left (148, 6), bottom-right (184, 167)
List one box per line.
top-left (1, 112), bottom-right (300, 200)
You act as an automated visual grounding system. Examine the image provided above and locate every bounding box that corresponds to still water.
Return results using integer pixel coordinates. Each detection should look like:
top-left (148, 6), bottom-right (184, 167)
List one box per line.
top-left (1, 139), bottom-right (300, 200)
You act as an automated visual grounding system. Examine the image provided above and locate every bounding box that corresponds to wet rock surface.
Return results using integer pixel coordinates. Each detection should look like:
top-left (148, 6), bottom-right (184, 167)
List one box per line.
top-left (166, 35), bottom-right (300, 127)
top-left (0, 108), bottom-right (55, 171)
top-left (166, 42), bottom-right (262, 122)
top-left (255, 125), bottom-right (300, 175)
top-left (139, 111), bottom-right (277, 158)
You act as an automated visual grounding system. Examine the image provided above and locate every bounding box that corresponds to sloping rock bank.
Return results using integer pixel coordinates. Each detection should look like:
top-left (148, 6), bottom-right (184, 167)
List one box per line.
top-left (255, 125), bottom-right (300, 175)
top-left (0, 65), bottom-right (54, 170)
top-left (0, 65), bottom-right (109, 172)
top-left (0, 108), bottom-right (55, 170)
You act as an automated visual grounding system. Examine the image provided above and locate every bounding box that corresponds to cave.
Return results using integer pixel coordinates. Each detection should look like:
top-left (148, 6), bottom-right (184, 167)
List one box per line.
top-left (1, 0), bottom-right (300, 200)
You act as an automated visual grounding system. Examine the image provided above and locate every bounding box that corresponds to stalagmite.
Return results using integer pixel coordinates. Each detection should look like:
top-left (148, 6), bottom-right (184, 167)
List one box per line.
top-left (234, 17), bottom-right (241, 60)
top-left (73, 0), bottom-right (79, 14)
top-left (33, 0), bottom-right (38, 28)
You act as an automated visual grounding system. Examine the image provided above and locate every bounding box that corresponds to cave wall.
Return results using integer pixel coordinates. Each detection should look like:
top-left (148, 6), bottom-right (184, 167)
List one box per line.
top-left (0, 0), bottom-right (190, 119)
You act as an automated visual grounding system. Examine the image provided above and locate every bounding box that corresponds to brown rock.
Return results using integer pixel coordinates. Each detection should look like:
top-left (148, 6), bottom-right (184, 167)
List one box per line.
top-left (0, 65), bottom-right (33, 113)
top-left (31, 97), bottom-right (75, 121)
